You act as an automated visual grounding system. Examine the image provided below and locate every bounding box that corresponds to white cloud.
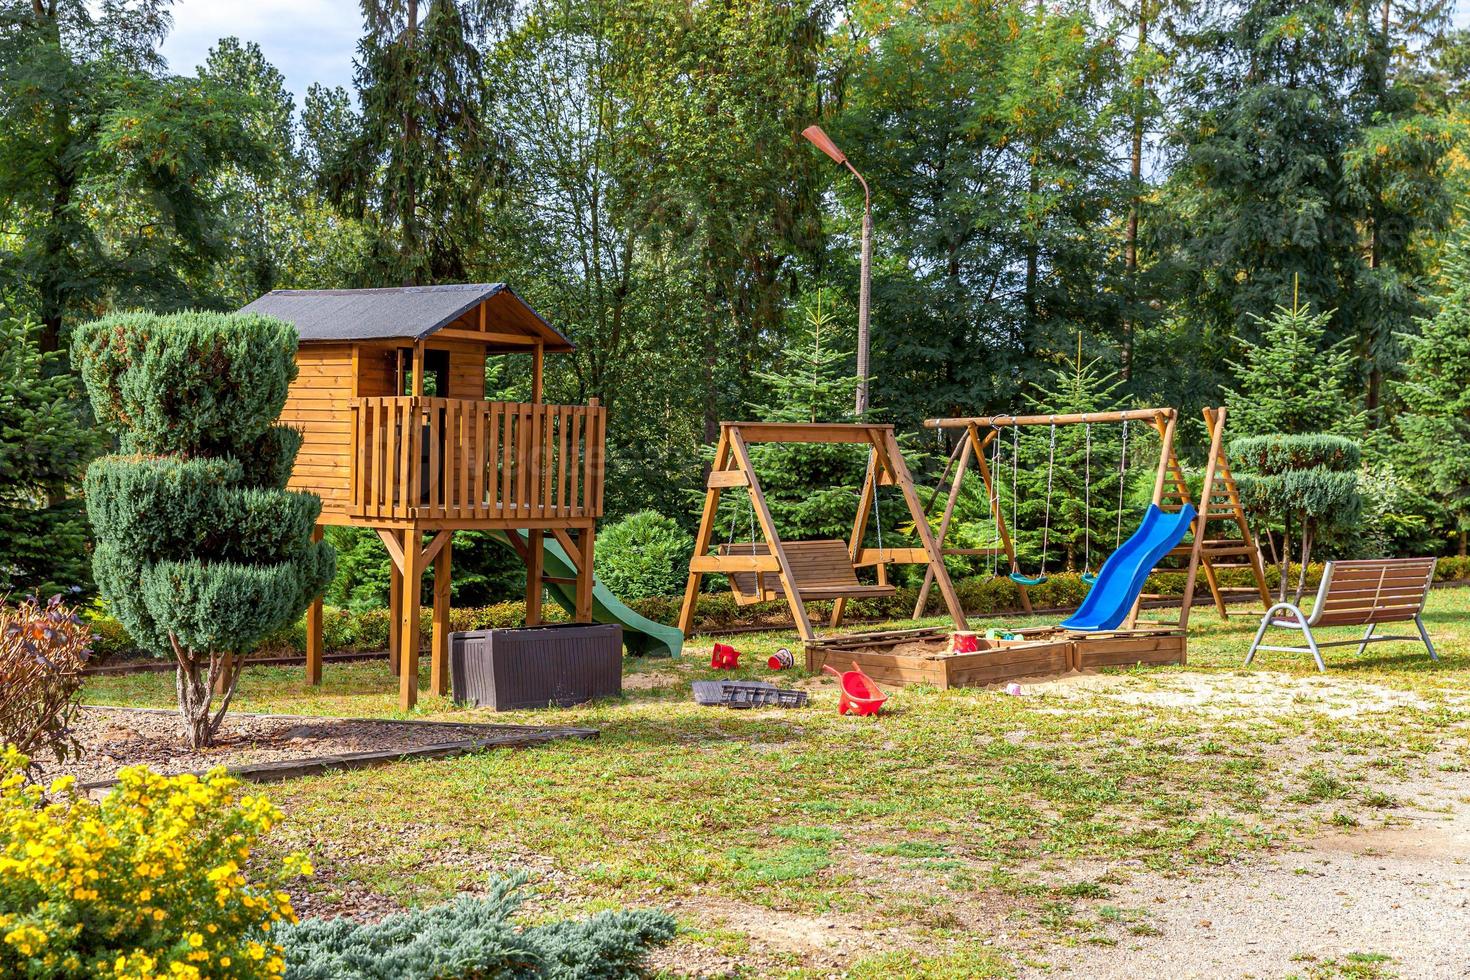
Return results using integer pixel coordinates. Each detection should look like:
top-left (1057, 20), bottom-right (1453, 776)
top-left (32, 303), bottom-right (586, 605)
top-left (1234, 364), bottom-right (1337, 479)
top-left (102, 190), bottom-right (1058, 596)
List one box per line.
top-left (158, 0), bottom-right (362, 107)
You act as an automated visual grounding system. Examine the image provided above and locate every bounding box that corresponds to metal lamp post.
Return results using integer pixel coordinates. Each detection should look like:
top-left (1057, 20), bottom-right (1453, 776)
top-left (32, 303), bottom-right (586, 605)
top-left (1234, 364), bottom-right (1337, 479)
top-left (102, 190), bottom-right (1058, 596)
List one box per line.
top-left (802, 124), bottom-right (872, 416)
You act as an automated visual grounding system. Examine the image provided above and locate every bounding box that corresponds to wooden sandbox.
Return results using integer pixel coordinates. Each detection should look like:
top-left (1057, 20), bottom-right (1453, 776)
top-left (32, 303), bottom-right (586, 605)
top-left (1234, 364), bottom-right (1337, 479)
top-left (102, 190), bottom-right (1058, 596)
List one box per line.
top-left (804, 625), bottom-right (1185, 690)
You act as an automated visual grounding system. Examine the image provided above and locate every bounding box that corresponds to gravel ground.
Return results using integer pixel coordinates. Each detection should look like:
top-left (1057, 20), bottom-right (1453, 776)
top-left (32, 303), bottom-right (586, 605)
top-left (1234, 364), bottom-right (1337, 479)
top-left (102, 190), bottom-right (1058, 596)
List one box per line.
top-left (35, 706), bottom-right (558, 785)
top-left (1021, 769), bottom-right (1470, 978)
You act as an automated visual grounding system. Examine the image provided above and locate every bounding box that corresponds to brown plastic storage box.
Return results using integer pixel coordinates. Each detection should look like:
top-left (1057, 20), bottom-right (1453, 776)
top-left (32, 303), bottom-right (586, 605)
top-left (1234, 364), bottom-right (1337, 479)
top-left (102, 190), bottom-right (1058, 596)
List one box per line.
top-left (448, 624), bottom-right (623, 710)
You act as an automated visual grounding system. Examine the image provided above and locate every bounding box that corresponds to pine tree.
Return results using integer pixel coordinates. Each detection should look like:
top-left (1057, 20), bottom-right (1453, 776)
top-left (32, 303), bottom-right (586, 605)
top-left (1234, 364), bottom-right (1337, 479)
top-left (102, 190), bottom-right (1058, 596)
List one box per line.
top-left (0, 315), bottom-right (97, 594)
top-left (1396, 225), bottom-right (1470, 555)
top-left (718, 289), bottom-right (869, 543)
top-left (1224, 295), bottom-right (1362, 437)
top-left (73, 312), bottom-right (334, 748)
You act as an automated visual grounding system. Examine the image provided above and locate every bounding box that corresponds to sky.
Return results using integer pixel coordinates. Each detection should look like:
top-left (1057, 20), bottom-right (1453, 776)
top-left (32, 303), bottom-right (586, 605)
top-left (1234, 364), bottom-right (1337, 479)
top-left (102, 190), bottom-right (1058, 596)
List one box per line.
top-left (158, 0), bottom-right (1470, 111)
top-left (157, 0), bottom-right (362, 106)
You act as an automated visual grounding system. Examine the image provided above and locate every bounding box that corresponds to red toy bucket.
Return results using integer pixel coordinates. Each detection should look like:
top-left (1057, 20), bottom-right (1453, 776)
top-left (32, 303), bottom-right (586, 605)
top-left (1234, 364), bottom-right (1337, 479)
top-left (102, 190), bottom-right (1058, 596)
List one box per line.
top-left (710, 643), bottom-right (740, 670)
top-left (822, 662), bottom-right (888, 716)
top-left (950, 631), bottom-right (980, 654)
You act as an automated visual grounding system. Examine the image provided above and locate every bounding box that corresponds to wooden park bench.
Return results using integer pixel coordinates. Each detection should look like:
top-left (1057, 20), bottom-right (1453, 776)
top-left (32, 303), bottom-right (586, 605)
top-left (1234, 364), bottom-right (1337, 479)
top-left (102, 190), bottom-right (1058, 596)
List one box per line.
top-left (1244, 558), bottom-right (1438, 671)
top-left (718, 539), bottom-right (898, 606)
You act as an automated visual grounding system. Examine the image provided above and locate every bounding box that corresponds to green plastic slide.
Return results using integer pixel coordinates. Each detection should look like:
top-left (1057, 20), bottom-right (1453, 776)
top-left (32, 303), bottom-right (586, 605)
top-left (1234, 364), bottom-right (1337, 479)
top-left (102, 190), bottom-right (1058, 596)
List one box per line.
top-left (485, 531), bottom-right (683, 657)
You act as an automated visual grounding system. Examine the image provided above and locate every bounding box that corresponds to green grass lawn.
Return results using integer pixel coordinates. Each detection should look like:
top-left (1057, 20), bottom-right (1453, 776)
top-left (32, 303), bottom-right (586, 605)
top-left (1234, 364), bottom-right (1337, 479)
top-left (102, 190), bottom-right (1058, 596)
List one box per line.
top-left (83, 590), bottom-right (1470, 977)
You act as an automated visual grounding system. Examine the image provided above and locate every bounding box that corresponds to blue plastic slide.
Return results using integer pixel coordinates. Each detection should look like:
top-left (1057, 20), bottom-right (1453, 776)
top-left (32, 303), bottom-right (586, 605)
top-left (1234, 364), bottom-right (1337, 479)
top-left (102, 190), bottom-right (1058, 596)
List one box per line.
top-left (485, 531), bottom-right (684, 657)
top-left (1059, 503), bottom-right (1197, 632)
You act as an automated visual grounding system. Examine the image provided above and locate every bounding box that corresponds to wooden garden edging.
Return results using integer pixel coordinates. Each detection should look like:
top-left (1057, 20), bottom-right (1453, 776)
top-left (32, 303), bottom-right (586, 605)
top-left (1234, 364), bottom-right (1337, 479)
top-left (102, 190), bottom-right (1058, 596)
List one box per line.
top-left (75, 706), bottom-right (597, 797)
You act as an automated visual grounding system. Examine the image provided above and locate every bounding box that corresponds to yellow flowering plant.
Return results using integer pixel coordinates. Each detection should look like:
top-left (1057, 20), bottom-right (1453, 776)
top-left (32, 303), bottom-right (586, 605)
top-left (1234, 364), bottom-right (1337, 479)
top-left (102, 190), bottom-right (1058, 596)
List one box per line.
top-left (0, 748), bottom-right (312, 979)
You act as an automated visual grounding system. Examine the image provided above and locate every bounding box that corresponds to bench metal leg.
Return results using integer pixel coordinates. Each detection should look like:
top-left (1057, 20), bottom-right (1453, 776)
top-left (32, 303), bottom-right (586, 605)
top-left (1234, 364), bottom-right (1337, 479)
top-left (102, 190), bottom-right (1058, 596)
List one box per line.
top-left (1416, 614), bottom-right (1439, 661)
top-left (1302, 625), bottom-right (1326, 672)
top-left (1355, 623), bottom-right (1376, 657)
top-left (1245, 613), bottom-right (1273, 666)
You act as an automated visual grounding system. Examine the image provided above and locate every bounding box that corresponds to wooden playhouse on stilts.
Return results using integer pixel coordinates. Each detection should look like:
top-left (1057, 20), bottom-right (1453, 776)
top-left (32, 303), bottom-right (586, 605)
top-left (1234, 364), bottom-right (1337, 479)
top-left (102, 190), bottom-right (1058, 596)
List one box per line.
top-left (240, 284), bottom-right (606, 709)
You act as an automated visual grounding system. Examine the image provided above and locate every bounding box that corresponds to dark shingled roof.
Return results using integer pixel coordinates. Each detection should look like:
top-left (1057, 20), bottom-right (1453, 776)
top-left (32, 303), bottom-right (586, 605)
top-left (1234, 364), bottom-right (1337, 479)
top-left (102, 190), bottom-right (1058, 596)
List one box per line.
top-left (238, 283), bottom-right (574, 352)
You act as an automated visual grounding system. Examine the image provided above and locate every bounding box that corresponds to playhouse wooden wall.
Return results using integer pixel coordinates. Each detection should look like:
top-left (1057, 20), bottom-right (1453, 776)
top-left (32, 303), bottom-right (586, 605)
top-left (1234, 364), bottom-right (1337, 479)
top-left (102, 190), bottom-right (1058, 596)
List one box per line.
top-left (279, 340), bottom-right (490, 521)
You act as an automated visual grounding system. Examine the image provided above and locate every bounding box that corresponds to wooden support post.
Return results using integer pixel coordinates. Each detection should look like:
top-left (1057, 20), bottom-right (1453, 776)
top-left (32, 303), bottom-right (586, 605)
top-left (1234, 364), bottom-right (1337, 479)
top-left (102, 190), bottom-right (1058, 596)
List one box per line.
top-left (915, 429), bottom-right (976, 618)
top-left (388, 559), bottom-right (402, 676)
top-left (885, 430), bottom-right (968, 631)
top-left (398, 528), bottom-right (421, 711)
top-left (431, 531), bottom-right (452, 697)
top-left (411, 342), bottom-right (426, 396)
top-left (213, 654), bottom-right (233, 696)
top-left (727, 426), bottom-right (817, 642)
top-left (1126, 413), bottom-right (1179, 628)
top-left (575, 525), bottom-right (595, 622)
top-left (531, 343), bottom-right (544, 404)
top-left (525, 528), bottom-right (544, 625)
top-left (678, 430), bottom-right (732, 636)
top-left (1177, 409), bottom-right (1225, 633)
top-left (306, 524), bottom-right (324, 686)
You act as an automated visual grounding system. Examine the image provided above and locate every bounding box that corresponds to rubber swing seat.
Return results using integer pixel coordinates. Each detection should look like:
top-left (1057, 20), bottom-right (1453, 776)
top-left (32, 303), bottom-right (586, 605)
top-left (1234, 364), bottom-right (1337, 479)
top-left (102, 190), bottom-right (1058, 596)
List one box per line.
top-left (1081, 572), bottom-right (1099, 586)
top-left (1009, 572), bottom-right (1048, 587)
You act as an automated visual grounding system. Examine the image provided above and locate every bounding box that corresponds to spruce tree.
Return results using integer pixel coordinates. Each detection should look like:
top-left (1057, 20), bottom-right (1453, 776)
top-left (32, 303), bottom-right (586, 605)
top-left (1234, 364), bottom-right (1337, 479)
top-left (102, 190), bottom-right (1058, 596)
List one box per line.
top-left (1224, 297), bottom-right (1362, 437)
top-left (1396, 226), bottom-right (1470, 555)
top-left (721, 289), bottom-right (869, 543)
top-left (73, 312), bottom-right (334, 748)
top-left (0, 314), bottom-right (97, 594)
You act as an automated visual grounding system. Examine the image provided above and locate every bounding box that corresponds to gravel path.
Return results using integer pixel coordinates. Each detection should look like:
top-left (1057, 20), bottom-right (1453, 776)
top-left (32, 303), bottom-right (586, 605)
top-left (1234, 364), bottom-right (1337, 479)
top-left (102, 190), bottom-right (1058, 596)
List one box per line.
top-left (1024, 771), bottom-right (1470, 978)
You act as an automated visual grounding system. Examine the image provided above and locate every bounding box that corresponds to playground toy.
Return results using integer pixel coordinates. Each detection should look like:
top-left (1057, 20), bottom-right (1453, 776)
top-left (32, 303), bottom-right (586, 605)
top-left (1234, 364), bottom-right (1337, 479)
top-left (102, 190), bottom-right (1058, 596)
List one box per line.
top-left (823, 662), bottom-right (888, 715)
top-left (768, 647), bottom-right (795, 670)
top-left (678, 422), bottom-right (967, 643)
top-left (693, 680), bottom-right (809, 708)
top-left (710, 643), bottom-right (741, 669)
top-left (1245, 558), bottom-right (1438, 671)
top-left (243, 283), bottom-right (682, 710)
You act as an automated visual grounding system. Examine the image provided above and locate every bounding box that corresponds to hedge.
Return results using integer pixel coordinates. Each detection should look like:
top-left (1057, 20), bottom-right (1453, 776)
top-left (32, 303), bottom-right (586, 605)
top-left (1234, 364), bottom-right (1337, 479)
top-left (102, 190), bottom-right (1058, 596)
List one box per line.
top-left (88, 556), bottom-right (1470, 662)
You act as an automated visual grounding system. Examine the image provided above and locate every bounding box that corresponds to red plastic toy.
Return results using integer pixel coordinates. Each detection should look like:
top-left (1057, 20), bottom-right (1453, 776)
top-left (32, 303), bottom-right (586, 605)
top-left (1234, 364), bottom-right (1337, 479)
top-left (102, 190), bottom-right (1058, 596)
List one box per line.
top-left (822, 662), bottom-right (888, 716)
top-left (950, 631), bottom-right (980, 654)
top-left (767, 647), bottom-right (794, 670)
top-left (710, 643), bottom-right (740, 670)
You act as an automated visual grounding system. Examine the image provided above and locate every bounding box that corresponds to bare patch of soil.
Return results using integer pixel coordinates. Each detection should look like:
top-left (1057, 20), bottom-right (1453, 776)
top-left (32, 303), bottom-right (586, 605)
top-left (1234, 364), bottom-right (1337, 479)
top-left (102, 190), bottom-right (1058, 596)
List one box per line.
top-left (38, 706), bottom-right (576, 786)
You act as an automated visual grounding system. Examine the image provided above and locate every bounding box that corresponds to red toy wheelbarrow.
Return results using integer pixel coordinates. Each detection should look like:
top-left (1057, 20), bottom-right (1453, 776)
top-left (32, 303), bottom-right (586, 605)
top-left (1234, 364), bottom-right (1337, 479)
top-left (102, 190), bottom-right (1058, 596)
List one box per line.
top-left (822, 662), bottom-right (888, 716)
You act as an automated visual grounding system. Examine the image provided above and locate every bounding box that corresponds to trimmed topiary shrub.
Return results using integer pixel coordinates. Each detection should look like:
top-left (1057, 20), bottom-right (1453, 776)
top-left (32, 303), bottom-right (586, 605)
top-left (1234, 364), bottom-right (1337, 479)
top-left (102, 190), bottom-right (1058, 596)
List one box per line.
top-left (73, 311), bottom-right (334, 748)
top-left (1230, 433), bottom-right (1362, 603)
top-left (280, 876), bottom-right (674, 979)
top-left (595, 511), bottom-right (692, 601)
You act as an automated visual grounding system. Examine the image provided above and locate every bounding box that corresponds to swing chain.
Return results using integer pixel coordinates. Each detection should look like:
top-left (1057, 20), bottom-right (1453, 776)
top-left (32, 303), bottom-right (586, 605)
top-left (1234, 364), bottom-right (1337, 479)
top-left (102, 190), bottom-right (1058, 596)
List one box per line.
top-left (989, 421), bottom-right (1004, 578)
top-left (1039, 420), bottom-right (1056, 575)
top-left (1116, 419), bottom-right (1129, 549)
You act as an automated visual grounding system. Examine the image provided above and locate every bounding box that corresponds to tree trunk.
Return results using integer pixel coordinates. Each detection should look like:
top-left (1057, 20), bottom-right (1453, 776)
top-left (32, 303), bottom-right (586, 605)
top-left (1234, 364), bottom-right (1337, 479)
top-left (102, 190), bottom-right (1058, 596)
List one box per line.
top-left (1278, 512), bottom-right (1292, 603)
top-left (171, 637), bottom-right (247, 749)
top-left (1294, 520), bottom-right (1314, 605)
top-left (401, 0), bottom-right (420, 283)
top-left (1459, 528), bottom-right (1466, 558)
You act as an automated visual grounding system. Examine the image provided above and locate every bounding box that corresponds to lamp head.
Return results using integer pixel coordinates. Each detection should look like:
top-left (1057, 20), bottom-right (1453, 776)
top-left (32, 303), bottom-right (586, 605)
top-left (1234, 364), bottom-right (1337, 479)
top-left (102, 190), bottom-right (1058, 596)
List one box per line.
top-left (802, 125), bottom-right (846, 165)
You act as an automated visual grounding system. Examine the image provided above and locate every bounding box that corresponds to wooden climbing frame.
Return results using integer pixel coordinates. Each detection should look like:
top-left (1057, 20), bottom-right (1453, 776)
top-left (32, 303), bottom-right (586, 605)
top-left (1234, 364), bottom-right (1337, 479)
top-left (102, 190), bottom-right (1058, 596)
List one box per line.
top-left (677, 422), bottom-right (968, 643)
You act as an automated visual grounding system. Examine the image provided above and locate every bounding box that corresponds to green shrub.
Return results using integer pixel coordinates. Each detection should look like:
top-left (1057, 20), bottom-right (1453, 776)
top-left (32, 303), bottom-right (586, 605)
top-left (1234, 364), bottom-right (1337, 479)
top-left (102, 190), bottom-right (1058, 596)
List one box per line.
top-left (595, 511), bottom-right (692, 601)
top-left (0, 751), bottom-right (310, 979)
top-left (280, 876), bottom-right (674, 979)
top-left (73, 311), bottom-right (334, 748)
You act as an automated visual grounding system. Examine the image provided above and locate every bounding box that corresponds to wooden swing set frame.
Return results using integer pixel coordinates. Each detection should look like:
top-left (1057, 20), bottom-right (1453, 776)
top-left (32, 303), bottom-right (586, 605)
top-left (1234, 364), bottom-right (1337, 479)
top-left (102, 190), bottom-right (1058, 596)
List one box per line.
top-left (920, 406), bottom-right (1270, 631)
top-left (677, 422), bottom-right (968, 643)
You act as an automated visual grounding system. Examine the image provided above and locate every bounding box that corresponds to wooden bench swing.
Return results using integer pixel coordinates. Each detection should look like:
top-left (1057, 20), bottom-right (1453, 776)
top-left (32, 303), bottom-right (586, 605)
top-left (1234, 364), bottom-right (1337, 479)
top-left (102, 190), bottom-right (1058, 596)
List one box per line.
top-left (678, 422), bottom-right (968, 643)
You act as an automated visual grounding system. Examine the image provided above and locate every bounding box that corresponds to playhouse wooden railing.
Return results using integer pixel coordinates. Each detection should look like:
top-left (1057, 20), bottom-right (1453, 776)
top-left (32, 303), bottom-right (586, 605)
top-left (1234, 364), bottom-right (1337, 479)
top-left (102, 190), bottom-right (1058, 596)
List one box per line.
top-left (347, 397), bottom-right (605, 523)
